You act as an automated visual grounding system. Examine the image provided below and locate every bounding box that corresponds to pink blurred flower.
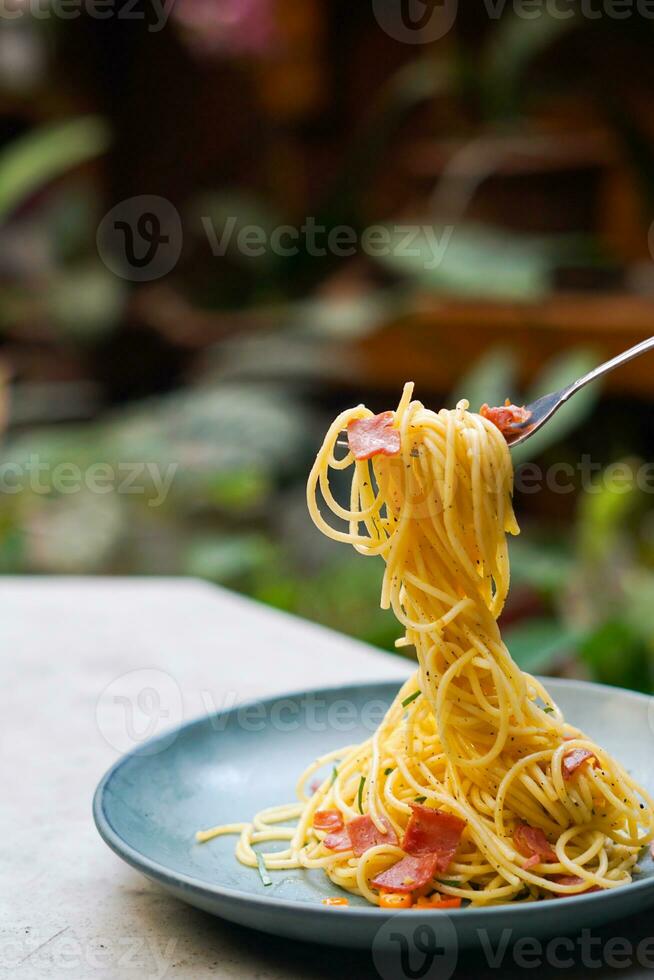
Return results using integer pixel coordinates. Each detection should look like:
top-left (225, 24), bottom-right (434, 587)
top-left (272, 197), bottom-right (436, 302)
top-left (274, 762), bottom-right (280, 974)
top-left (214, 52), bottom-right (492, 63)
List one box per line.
top-left (172, 0), bottom-right (278, 58)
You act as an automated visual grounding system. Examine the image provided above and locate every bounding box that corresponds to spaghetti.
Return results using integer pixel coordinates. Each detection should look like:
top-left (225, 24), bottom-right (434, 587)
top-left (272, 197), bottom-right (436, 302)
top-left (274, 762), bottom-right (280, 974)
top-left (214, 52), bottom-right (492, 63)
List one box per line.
top-left (198, 384), bottom-right (654, 906)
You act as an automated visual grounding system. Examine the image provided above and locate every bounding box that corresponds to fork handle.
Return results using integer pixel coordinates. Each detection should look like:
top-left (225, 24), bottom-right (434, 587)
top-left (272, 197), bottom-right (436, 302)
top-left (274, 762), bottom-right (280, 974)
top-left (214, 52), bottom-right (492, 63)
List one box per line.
top-left (567, 335), bottom-right (654, 399)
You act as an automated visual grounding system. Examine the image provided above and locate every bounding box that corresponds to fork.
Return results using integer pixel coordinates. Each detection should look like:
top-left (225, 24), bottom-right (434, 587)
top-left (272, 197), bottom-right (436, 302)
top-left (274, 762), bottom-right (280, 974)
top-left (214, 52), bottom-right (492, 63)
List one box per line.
top-left (503, 336), bottom-right (654, 447)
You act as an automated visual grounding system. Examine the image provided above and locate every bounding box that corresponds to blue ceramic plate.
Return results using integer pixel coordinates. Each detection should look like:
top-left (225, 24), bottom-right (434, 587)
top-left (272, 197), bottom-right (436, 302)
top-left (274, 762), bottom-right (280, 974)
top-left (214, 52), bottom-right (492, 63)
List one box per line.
top-left (94, 678), bottom-right (654, 951)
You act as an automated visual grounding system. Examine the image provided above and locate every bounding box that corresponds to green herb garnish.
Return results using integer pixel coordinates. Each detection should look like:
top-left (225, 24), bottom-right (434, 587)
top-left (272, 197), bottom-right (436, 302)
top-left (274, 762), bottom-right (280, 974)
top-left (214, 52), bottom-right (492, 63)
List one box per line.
top-left (414, 796), bottom-right (427, 804)
top-left (436, 879), bottom-right (460, 888)
top-left (384, 767), bottom-right (394, 776)
top-left (330, 766), bottom-right (338, 786)
top-left (257, 852), bottom-right (272, 886)
top-left (402, 690), bottom-right (421, 708)
top-left (357, 776), bottom-right (366, 814)
top-left (542, 706), bottom-right (554, 714)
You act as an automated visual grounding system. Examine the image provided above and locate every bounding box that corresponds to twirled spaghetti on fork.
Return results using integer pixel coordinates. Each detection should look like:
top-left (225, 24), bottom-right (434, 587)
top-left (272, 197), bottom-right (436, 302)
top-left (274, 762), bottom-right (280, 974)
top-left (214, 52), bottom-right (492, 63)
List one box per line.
top-left (198, 383), bottom-right (654, 907)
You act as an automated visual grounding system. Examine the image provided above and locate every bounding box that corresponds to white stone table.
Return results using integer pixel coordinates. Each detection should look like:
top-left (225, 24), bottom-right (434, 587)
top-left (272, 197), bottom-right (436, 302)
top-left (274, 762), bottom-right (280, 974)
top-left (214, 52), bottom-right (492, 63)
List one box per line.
top-left (2, 578), bottom-right (654, 979)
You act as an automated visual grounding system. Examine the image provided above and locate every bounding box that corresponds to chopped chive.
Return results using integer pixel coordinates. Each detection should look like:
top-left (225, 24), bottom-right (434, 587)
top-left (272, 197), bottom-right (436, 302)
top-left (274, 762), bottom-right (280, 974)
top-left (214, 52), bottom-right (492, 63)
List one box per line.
top-left (543, 706), bottom-right (554, 714)
top-left (357, 776), bottom-right (366, 814)
top-left (384, 767), bottom-right (394, 776)
top-left (414, 796), bottom-right (427, 804)
top-left (402, 690), bottom-right (421, 708)
top-left (330, 766), bottom-right (338, 786)
top-left (436, 879), bottom-right (460, 888)
top-left (256, 852), bottom-right (272, 887)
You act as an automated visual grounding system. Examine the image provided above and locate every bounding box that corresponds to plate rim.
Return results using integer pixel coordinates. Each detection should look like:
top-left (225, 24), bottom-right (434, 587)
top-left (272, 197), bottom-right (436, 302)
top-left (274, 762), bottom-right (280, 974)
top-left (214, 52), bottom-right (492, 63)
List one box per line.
top-left (93, 675), bottom-right (654, 920)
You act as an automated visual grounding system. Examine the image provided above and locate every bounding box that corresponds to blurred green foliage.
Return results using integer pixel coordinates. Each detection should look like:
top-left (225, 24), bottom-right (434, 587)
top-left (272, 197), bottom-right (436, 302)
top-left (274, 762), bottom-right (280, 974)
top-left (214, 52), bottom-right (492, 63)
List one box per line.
top-left (0, 345), bottom-right (650, 695)
top-left (1, 12), bottom-right (654, 696)
top-left (0, 116), bottom-right (110, 223)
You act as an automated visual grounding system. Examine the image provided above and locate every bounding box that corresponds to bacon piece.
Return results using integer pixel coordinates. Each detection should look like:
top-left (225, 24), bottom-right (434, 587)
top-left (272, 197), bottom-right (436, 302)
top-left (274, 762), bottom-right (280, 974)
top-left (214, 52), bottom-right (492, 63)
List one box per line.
top-left (347, 412), bottom-right (401, 461)
top-left (562, 748), bottom-right (597, 780)
top-left (551, 875), bottom-right (601, 895)
top-left (480, 400), bottom-right (532, 436)
top-left (415, 896), bottom-right (462, 909)
top-left (346, 814), bottom-right (398, 857)
top-left (402, 804), bottom-right (466, 872)
top-left (313, 810), bottom-right (344, 833)
top-left (371, 853), bottom-right (440, 893)
top-left (323, 829), bottom-right (351, 852)
top-left (513, 824), bottom-right (557, 865)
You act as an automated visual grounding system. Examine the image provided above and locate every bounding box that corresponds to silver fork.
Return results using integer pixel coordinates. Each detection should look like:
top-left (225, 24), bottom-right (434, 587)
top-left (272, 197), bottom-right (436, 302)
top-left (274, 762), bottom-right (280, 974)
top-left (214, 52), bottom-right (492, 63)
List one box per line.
top-left (503, 336), bottom-right (654, 447)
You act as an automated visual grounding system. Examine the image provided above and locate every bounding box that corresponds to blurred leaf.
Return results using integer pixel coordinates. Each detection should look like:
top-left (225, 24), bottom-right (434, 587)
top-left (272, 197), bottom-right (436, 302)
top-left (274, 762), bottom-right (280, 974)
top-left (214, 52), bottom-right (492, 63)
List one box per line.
top-left (42, 181), bottom-right (99, 261)
top-left (374, 224), bottom-right (585, 301)
top-left (253, 574), bottom-right (300, 613)
top-left (207, 468), bottom-right (270, 512)
top-left (621, 570), bottom-right (654, 646)
top-left (511, 349), bottom-right (601, 463)
top-left (189, 190), bottom-right (283, 275)
top-left (508, 536), bottom-right (574, 595)
top-left (453, 346), bottom-right (518, 413)
top-left (48, 263), bottom-right (126, 339)
top-left (0, 517), bottom-right (24, 572)
top-left (184, 533), bottom-right (274, 584)
top-left (105, 383), bottom-right (309, 514)
top-left (503, 617), bottom-right (585, 673)
top-left (283, 556), bottom-right (400, 653)
top-left (481, 12), bottom-right (580, 119)
top-left (0, 116), bottom-right (110, 223)
top-left (315, 58), bottom-right (455, 231)
top-left (577, 462), bottom-right (638, 563)
top-left (580, 619), bottom-right (652, 693)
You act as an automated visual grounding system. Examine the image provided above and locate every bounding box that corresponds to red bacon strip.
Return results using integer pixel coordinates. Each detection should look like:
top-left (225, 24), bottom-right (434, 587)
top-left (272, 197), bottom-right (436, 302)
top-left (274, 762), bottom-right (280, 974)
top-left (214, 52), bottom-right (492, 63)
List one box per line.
top-left (402, 804), bottom-right (466, 872)
top-left (313, 810), bottom-right (344, 833)
top-left (323, 829), bottom-right (351, 853)
top-left (371, 853), bottom-right (440, 894)
top-left (347, 412), bottom-right (401, 461)
top-left (562, 748), bottom-right (597, 780)
top-left (347, 814), bottom-right (398, 857)
top-left (513, 824), bottom-right (557, 866)
top-left (551, 874), bottom-right (602, 896)
top-left (480, 400), bottom-right (532, 436)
